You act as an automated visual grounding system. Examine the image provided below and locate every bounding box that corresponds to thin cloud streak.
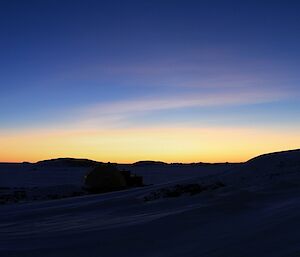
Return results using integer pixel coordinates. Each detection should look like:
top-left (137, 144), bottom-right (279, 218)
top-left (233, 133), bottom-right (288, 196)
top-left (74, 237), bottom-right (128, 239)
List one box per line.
top-left (82, 88), bottom-right (290, 127)
top-left (0, 87), bottom-right (294, 132)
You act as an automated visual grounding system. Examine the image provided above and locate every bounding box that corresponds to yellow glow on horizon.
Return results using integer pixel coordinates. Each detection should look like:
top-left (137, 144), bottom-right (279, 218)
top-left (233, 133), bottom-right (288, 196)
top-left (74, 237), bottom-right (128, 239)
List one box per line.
top-left (0, 126), bottom-right (299, 163)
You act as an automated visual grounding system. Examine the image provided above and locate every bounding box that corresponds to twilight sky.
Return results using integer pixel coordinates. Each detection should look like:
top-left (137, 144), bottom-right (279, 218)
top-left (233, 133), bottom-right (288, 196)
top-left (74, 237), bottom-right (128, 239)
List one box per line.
top-left (1, 0), bottom-right (300, 163)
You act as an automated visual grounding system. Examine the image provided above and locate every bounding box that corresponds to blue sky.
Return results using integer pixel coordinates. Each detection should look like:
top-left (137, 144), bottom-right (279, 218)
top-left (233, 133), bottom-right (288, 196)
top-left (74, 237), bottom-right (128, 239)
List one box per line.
top-left (1, 0), bottom-right (300, 162)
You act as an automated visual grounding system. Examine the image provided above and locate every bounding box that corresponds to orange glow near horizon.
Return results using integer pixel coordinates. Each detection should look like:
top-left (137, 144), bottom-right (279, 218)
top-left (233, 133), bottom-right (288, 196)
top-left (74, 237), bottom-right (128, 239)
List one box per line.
top-left (0, 126), bottom-right (299, 163)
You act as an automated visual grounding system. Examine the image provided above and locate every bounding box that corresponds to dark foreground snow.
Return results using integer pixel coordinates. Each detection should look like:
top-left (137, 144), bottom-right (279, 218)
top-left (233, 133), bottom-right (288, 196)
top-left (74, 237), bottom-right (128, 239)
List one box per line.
top-left (0, 150), bottom-right (300, 257)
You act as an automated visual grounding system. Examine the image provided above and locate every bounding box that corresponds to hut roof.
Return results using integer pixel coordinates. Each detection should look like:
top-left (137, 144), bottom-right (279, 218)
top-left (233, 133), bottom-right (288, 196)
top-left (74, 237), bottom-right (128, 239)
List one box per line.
top-left (85, 164), bottom-right (127, 191)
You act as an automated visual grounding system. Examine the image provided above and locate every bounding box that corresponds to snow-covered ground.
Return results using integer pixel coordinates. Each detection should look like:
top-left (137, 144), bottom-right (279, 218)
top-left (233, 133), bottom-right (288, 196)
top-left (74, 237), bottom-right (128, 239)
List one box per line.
top-left (0, 160), bottom-right (234, 203)
top-left (0, 150), bottom-right (300, 257)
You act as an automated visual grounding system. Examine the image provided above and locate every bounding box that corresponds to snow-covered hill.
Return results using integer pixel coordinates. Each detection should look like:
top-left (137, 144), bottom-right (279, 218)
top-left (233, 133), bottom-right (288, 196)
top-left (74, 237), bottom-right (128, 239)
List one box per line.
top-left (220, 149), bottom-right (300, 188)
top-left (0, 150), bottom-right (299, 257)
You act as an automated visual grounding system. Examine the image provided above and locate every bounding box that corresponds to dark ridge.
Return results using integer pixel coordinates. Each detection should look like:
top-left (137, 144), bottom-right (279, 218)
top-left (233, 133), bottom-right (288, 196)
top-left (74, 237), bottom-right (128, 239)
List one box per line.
top-left (36, 158), bottom-right (101, 167)
top-left (132, 161), bottom-right (168, 166)
top-left (168, 162), bottom-right (239, 166)
top-left (132, 161), bottom-right (240, 167)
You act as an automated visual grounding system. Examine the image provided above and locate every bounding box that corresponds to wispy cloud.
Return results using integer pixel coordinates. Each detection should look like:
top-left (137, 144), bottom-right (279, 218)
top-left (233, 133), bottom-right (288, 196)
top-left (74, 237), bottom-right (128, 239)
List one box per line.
top-left (80, 88), bottom-right (290, 127)
top-left (59, 47), bottom-right (300, 93)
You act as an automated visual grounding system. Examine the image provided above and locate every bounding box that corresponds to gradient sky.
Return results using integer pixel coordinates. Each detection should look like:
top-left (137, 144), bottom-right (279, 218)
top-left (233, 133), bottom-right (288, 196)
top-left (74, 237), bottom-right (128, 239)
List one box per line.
top-left (1, 0), bottom-right (300, 163)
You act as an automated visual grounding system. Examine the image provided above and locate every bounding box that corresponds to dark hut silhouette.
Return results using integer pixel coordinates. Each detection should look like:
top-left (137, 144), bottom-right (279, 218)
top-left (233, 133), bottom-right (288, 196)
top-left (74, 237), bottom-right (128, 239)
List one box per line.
top-left (84, 163), bottom-right (143, 193)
